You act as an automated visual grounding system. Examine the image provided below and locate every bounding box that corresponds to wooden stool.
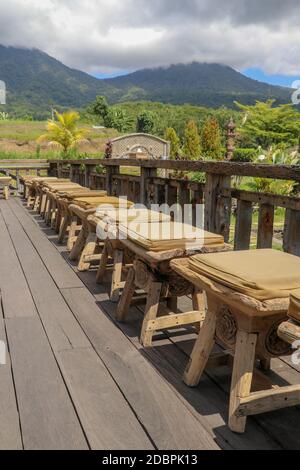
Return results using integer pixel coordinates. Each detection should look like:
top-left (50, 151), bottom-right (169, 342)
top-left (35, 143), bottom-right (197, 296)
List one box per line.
top-left (170, 257), bottom-right (299, 434)
top-left (68, 205), bottom-right (102, 270)
top-left (117, 238), bottom-right (229, 347)
top-left (68, 198), bottom-right (134, 270)
top-left (0, 177), bottom-right (11, 200)
top-left (56, 190), bottom-right (107, 244)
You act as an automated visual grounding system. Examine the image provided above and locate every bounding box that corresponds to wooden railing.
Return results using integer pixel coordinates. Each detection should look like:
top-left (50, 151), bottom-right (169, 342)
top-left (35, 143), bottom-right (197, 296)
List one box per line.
top-left (0, 159), bottom-right (49, 191)
top-left (9, 157), bottom-right (300, 256)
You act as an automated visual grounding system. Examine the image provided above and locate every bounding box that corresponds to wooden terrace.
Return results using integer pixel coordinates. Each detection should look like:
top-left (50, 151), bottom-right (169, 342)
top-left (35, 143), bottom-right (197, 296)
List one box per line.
top-left (0, 157), bottom-right (300, 449)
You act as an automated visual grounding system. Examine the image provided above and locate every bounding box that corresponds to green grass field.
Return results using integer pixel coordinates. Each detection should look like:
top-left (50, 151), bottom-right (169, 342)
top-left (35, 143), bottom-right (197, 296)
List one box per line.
top-left (0, 120), bottom-right (119, 159)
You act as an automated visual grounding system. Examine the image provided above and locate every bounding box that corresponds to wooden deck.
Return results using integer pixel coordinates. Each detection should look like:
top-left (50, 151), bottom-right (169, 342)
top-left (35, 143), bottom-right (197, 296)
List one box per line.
top-left (1, 197), bottom-right (300, 450)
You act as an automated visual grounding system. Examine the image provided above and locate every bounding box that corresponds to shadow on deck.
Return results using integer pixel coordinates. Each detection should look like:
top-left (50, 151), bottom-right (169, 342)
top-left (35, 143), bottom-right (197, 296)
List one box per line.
top-left (0, 197), bottom-right (299, 450)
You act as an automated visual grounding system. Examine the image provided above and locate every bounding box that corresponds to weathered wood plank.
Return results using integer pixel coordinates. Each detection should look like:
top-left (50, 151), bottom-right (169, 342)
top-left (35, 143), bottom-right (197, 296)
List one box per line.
top-left (234, 200), bottom-right (253, 250)
top-left (0, 210), bottom-right (37, 318)
top-left (222, 188), bottom-right (300, 211)
top-left (6, 316), bottom-right (88, 450)
top-left (99, 159), bottom-right (300, 181)
top-left (0, 316), bottom-right (22, 449)
top-left (57, 348), bottom-right (153, 450)
top-left (257, 204), bottom-right (274, 249)
top-left (1, 203), bottom-right (90, 352)
top-left (61, 286), bottom-right (219, 450)
top-left (283, 208), bottom-right (300, 256)
top-left (8, 198), bottom-right (83, 289)
top-left (204, 173), bottom-right (231, 235)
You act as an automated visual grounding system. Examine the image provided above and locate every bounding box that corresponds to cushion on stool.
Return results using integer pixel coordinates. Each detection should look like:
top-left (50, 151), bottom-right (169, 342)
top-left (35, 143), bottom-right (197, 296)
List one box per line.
top-left (118, 221), bottom-right (224, 252)
top-left (289, 290), bottom-right (300, 323)
top-left (73, 196), bottom-right (134, 210)
top-left (189, 249), bottom-right (300, 301)
top-left (95, 207), bottom-right (171, 223)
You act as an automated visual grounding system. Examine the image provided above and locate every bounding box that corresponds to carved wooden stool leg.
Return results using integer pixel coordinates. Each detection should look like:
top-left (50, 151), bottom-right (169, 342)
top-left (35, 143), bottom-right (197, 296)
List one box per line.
top-left (183, 305), bottom-right (217, 387)
top-left (3, 186), bottom-right (9, 200)
top-left (58, 215), bottom-right (69, 244)
top-left (140, 281), bottom-right (162, 348)
top-left (27, 196), bottom-right (34, 208)
top-left (55, 210), bottom-right (62, 233)
top-left (46, 199), bottom-right (54, 226)
top-left (66, 215), bottom-right (78, 251)
top-left (33, 195), bottom-right (40, 211)
top-left (192, 288), bottom-right (206, 332)
top-left (38, 193), bottom-right (47, 215)
top-left (110, 249), bottom-right (124, 302)
top-left (78, 232), bottom-right (97, 271)
top-left (50, 204), bottom-right (57, 229)
top-left (167, 296), bottom-right (178, 313)
top-left (260, 357), bottom-right (271, 372)
top-left (228, 330), bottom-right (257, 434)
top-left (44, 197), bottom-right (51, 223)
top-left (69, 227), bottom-right (87, 261)
top-left (116, 267), bottom-right (136, 322)
top-left (96, 243), bottom-right (109, 283)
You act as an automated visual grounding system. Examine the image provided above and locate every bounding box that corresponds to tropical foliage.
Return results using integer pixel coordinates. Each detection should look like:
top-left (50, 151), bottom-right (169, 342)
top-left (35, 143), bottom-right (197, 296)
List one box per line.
top-left (201, 117), bottom-right (222, 159)
top-left (164, 127), bottom-right (181, 158)
top-left (37, 110), bottom-right (88, 157)
top-left (183, 120), bottom-right (201, 160)
top-left (235, 100), bottom-right (300, 148)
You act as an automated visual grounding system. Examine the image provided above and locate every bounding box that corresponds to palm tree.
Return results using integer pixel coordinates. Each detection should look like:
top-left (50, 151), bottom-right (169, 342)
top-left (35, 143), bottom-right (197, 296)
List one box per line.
top-left (38, 110), bottom-right (88, 158)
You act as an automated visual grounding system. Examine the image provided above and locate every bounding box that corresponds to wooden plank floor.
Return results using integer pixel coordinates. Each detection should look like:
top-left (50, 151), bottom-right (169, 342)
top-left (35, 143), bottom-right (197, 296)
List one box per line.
top-left (1, 197), bottom-right (300, 450)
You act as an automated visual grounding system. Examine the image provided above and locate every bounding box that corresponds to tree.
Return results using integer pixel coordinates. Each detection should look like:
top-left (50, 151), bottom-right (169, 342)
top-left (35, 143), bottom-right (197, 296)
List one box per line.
top-left (201, 117), bottom-right (222, 159)
top-left (164, 127), bottom-right (181, 158)
top-left (183, 120), bottom-right (201, 160)
top-left (105, 108), bottom-right (133, 132)
top-left (235, 100), bottom-right (300, 148)
top-left (90, 95), bottom-right (109, 122)
top-left (136, 111), bottom-right (155, 134)
top-left (37, 110), bottom-right (88, 158)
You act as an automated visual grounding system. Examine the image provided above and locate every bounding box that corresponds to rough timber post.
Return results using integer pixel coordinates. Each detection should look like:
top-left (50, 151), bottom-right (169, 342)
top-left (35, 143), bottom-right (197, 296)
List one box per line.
top-left (204, 173), bottom-right (231, 240)
top-left (140, 166), bottom-right (157, 207)
top-left (106, 165), bottom-right (119, 196)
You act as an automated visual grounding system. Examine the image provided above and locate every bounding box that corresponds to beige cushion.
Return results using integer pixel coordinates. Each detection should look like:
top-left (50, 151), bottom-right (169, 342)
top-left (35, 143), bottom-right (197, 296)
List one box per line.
top-left (289, 290), bottom-right (300, 323)
top-left (118, 221), bottom-right (224, 252)
top-left (61, 190), bottom-right (107, 199)
top-left (95, 207), bottom-right (171, 223)
top-left (0, 177), bottom-right (11, 184)
top-left (73, 196), bottom-right (134, 210)
top-left (189, 249), bottom-right (300, 301)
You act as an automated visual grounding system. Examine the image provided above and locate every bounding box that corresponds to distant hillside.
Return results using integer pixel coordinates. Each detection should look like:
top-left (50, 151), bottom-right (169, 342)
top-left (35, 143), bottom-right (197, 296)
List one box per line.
top-left (0, 45), bottom-right (292, 117)
top-left (105, 62), bottom-right (292, 108)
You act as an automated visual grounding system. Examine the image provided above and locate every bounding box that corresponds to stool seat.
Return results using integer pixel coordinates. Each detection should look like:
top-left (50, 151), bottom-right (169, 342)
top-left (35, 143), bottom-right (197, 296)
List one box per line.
top-left (170, 251), bottom-right (300, 434)
top-left (189, 249), bottom-right (300, 301)
top-left (73, 196), bottom-right (134, 210)
top-left (95, 207), bottom-right (171, 223)
top-left (118, 221), bottom-right (224, 252)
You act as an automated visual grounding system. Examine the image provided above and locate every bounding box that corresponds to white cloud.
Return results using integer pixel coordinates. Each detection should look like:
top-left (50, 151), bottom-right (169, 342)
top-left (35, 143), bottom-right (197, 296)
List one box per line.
top-left (0, 0), bottom-right (299, 75)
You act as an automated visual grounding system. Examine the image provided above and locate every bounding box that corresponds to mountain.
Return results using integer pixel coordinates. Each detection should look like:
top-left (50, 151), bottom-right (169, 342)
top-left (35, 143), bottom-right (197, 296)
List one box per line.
top-left (0, 45), bottom-right (292, 117)
top-left (104, 62), bottom-right (292, 108)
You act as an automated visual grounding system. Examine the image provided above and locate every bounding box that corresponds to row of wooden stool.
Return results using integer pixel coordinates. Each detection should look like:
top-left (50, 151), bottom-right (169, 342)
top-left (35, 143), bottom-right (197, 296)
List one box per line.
top-left (22, 176), bottom-right (300, 434)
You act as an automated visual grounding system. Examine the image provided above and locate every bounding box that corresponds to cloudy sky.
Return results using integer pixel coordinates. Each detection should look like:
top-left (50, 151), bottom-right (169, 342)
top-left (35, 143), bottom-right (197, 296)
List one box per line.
top-left (0, 0), bottom-right (299, 85)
